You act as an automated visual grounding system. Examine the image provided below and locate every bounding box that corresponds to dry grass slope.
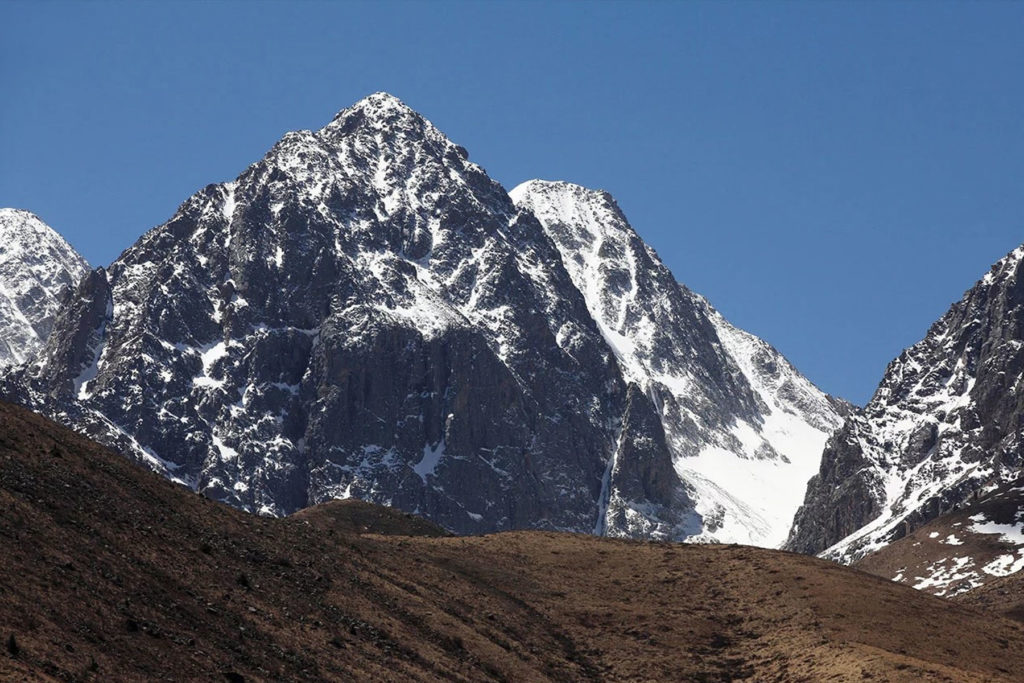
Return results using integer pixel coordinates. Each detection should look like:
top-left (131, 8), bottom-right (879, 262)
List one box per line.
top-left (0, 400), bottom-right (1023, 681)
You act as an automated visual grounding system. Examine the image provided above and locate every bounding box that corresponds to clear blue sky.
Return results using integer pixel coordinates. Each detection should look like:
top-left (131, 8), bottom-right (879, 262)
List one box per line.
top-left (3, 1), bottom-right (1023, 405)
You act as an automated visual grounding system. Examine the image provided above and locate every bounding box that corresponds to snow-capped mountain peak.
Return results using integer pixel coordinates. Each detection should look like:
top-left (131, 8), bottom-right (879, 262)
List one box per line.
top-left (0, 209), bottom-right (89, 365)
top-left (512, 179), bottom-right (848, 547)
top-left (326, 92), bottom-right (425, 131)
top-left (8, 97), bottom-right (845, 550)
top-left (16, 95), bottom-right (644, 531)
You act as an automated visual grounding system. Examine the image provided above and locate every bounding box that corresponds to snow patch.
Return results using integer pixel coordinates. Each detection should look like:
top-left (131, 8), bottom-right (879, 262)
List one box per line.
top-left (212, 434), bottom-right (239, 461)
top-left (413, 441), bottom-right (445, 483)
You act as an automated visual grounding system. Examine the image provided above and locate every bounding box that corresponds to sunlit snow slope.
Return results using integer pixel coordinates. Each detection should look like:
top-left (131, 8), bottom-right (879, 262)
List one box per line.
top-left (0, 209), bottom-right (89, 365)
top-left (511, 180), bottom-right (848, 547)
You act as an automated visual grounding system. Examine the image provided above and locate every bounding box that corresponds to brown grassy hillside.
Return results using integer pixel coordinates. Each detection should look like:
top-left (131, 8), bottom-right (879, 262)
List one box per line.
top-left (1, 400), bottom-right (1023, 681)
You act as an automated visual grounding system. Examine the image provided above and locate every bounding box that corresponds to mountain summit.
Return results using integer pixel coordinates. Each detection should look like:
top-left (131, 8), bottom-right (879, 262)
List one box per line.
top-left (11, 94), bottom-right (844, 544)
top-left (0, 209), bottom-right (89, 365)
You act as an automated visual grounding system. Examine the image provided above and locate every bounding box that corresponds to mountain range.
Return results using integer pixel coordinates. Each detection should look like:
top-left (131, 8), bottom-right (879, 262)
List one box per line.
top-left (0, 93), bottom-right (846, 548)
top-left (2, 92), bottom-right (1023, 582)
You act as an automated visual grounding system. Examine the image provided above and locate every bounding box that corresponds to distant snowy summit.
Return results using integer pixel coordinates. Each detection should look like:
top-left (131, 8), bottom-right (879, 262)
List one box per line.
top-left (0, 209), bottom-right (89, 365)
top-left (6, 93), bottom-right (845, 547)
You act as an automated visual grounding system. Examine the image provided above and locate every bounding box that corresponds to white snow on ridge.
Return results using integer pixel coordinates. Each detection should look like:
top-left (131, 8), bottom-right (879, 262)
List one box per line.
top-left (512, 179), bottom-right (845, 548)
top-left (889, 511), bottom-right (1024, 597)
top-left (969, 514), bottom-right (1024, 546)
top-left (818, 242), bottom-right (1024, 564)
top-left (0, 209), bottom-right (90, 365)
top-left (911, 556), bottom-right (981, 595)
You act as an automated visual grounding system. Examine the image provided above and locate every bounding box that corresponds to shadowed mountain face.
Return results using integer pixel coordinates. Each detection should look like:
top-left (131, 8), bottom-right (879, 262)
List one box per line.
top-left (788, 244), bottom-right (1024, 562)
top-left (6, 93), bottom-right (842, 545)
top-left (3, 399), bottom-right (1024, 682)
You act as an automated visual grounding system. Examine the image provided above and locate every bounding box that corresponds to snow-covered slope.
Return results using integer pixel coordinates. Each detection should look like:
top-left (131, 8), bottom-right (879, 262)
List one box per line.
top-left (511, 180), bottom-right (848, 547)
top-left (789, 244), bottom-right (1024, 563)
top-left (0, 209), bottom-right (89, 365)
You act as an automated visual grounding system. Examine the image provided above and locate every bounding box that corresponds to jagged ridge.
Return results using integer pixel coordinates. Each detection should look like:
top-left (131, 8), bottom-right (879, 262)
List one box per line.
top-left (789, 244), bottom-right (1024, 562)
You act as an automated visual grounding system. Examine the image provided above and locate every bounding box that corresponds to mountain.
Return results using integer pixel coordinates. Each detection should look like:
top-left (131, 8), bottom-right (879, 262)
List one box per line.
top-left (10, 93), bottom-right (841, 545)
top-left (12, 93), bottom-right (681, 534)
top-left (855, 475), bottom-right (1024, 598)
top-left (0, 209), bottom-right (89, 365)
top-left (788, 244), bottom-right (1024, 562)
top-left (511, 180), bottom-right (847, 546)
top-left (4, 399), bottom-right (1024, 682)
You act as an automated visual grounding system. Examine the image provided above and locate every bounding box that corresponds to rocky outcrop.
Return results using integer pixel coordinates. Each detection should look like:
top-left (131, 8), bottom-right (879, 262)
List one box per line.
top-left (31, 267), bottom-right (112, 397)
top-left (600, 383), bottom-right (698, 539)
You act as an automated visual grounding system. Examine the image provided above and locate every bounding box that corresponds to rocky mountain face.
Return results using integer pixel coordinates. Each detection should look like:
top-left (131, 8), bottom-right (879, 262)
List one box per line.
top-left (788, 244), bottom-right (1024, 562)
top-left (512, 181), bottom-right (848, 546)
top-left (0, 209), bottom-right (89, 366)
top-left (8, 94), bottom-right (843, 544)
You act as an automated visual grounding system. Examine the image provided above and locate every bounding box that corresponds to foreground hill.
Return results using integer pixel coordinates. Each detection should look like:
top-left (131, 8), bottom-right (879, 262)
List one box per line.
top-left (2, 400), bottom-right (1023, 681)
